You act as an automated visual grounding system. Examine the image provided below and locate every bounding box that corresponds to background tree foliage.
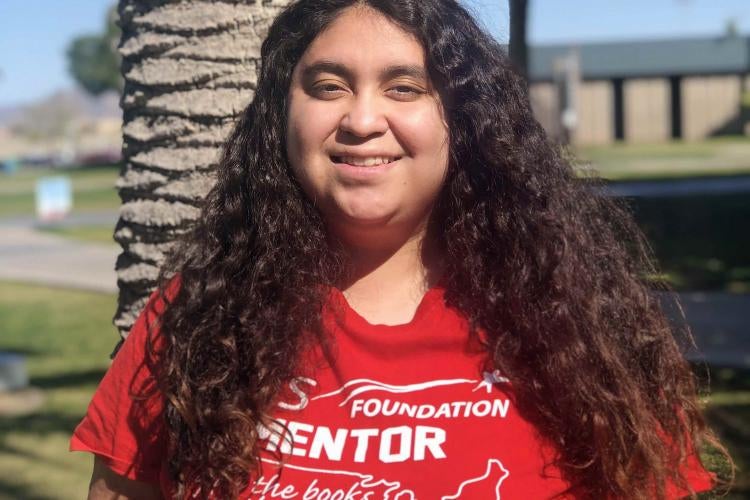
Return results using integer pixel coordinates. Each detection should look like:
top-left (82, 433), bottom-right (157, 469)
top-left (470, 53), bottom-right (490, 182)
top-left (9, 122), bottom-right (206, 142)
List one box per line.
top-left (67, 5), bottom-right (122, 96)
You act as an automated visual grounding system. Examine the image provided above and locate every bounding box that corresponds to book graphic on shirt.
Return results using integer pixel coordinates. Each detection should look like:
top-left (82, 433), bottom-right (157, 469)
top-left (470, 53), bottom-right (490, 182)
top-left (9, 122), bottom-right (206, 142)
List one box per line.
top-left (441, 459), bottom-right (510, 499)
top-left (252, 457), bottom-right (510, 500)
top-left (251, 371), bottom-right (513, 499)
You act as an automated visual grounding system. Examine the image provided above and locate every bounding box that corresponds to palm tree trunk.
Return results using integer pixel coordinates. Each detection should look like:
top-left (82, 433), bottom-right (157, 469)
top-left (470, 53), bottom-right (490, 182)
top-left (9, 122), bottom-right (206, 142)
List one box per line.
top-left (113, 0), bottom-right (292, 342)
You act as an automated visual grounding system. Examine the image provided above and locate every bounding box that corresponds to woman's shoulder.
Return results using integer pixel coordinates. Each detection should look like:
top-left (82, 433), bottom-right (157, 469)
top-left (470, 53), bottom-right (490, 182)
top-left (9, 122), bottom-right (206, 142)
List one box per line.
top-left (68, 277), bottom-right (180, 485)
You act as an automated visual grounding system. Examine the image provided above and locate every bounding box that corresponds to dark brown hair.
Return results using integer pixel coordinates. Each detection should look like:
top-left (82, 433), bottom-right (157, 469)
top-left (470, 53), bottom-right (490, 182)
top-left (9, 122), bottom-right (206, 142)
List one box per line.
top-left (146, 0), bottom-right (733, 498)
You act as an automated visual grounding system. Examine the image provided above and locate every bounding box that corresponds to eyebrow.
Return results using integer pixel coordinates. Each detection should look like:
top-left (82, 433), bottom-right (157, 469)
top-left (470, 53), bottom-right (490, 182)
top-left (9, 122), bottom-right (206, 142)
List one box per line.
top-left (300, 59), bottom-right (428, 82)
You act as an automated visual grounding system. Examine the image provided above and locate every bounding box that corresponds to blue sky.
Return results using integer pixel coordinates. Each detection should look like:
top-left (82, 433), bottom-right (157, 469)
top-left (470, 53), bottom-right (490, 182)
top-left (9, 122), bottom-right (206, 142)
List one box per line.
top-left (0, 0), bottom-right (748, 107)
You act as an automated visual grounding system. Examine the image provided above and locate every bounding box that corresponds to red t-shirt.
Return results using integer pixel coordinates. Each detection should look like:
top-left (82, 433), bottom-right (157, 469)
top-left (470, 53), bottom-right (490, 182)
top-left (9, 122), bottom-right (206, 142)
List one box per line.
top-left (71, 284), bottom-right (715, 499)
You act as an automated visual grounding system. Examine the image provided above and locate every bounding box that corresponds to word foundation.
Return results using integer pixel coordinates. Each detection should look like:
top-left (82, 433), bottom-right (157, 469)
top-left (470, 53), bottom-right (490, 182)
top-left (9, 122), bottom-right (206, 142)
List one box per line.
top-left (350, 398), bottom-right (510, 419)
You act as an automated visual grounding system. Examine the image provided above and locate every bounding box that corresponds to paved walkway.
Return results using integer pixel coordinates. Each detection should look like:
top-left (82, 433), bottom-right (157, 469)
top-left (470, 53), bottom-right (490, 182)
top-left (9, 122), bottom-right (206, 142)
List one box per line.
top-left (0, 213), bottom-right (747, 367)
top-left (0, 214), bottom-right (118, 294)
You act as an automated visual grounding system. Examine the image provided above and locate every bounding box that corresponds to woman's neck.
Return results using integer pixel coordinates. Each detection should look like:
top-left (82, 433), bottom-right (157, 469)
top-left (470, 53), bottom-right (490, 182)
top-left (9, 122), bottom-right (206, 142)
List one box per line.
top-left (335, 225), bottom-right (444, 326)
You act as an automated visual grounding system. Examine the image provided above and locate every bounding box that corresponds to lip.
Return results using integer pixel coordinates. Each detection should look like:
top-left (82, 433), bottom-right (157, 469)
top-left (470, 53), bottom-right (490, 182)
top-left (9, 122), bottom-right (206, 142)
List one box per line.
top-left (330, 152), bottom-right (403, 161)
top-left (330, 155), bottom-right (400, 179)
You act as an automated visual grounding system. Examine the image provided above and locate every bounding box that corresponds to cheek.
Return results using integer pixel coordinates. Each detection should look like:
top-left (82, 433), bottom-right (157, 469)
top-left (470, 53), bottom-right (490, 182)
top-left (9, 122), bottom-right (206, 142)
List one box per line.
top-left (286, 98), bottom-right (339, 166)
top-left (420, 118), bottom-right (450, 198)
top-left (286, 102), bottom-right (320, 183)
top-left (286, 101), bottom-right (341, 206)
top-left (397, 104), bottom-right (448, 158)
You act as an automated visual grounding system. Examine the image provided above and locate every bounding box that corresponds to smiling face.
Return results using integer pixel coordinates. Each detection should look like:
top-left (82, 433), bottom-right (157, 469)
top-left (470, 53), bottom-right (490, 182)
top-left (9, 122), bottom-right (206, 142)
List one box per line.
top-left (285, 6), bottom-right (449, 245)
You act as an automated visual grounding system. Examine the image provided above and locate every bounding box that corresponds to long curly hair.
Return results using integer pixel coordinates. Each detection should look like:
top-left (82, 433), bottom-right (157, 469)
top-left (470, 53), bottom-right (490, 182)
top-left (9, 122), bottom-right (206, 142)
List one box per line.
top-left (145, 0), bottom-right (733, 498)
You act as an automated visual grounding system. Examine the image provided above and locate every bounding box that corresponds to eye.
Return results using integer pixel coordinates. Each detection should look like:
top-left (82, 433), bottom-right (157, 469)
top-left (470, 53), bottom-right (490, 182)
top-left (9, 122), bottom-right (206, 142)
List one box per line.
top-left (313, 83), bottom-right (346, 95)
top-left (388, 86), bottom-right (423, 98)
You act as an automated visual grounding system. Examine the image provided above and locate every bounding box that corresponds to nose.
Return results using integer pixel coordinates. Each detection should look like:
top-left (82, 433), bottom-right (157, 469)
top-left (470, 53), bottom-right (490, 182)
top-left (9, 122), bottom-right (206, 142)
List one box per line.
top-left (338, 93), bottom-right (388, 138)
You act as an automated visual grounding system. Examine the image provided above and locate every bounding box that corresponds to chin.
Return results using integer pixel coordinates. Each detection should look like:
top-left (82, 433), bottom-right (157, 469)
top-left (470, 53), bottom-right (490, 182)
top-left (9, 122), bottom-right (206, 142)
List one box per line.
top-left (324, 197), bottom-right (392, 222)
top-left (341, 211), bottom-right (395, 227)
top-left (322, 205), bottom-right (397, 229)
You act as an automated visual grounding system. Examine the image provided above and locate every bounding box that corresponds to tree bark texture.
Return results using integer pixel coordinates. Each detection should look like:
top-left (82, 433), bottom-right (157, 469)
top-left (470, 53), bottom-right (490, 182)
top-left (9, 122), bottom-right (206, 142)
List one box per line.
top-left (114, 0), bottom-right (292, 338)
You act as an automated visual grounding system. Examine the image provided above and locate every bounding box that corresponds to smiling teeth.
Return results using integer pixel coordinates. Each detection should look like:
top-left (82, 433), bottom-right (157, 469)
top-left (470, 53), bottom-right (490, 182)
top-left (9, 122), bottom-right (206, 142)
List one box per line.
top-left (339, 156), bottom-right (396, 166)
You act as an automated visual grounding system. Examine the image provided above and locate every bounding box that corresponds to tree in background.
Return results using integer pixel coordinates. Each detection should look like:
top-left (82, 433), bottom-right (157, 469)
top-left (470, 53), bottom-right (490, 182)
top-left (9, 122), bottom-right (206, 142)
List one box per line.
top-left (113, 0), bottom-right (292, 341)
top-left (67, 6), bottom-right (122, 96)
top-left (509, 0), bottom-right (529, 78)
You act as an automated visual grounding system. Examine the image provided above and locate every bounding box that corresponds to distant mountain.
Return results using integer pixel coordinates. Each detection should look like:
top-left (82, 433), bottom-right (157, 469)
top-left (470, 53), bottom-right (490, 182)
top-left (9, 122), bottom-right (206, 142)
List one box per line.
top-left (0, 87), bottom-right (121, 127)
top-left (0, 104), bottom-right (23, 126)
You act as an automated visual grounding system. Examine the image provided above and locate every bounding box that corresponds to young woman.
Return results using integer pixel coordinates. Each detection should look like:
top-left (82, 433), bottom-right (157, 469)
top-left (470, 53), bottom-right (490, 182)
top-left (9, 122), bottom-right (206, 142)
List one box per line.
top-left (71, 0), bottom-right (732, 498)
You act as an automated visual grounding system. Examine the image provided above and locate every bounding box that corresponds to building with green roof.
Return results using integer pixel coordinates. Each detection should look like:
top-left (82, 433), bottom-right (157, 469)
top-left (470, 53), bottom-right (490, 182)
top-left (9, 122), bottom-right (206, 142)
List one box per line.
top-left (527, 34), bottom-right (749, 144)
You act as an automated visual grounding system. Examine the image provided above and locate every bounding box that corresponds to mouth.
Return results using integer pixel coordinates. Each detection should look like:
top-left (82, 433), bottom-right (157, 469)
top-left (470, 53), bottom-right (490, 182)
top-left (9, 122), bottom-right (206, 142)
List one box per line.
top-left (330, 155), bottom-right (402, 167)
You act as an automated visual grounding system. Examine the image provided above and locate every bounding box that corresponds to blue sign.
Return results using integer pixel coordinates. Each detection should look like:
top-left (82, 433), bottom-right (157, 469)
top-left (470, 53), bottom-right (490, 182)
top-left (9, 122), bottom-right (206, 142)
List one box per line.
top-left (36, 176), bottom-right (73, 221)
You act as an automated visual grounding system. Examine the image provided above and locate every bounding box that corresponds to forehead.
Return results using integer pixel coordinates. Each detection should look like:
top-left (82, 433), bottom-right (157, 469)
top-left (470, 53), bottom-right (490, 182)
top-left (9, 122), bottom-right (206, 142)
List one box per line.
top-left (296, 6), bottom-right (426, 75)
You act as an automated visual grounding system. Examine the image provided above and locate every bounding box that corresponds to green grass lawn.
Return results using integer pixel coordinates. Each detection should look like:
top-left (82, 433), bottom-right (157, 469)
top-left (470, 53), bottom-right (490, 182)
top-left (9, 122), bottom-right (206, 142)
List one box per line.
top-left (0, 282), bottom-right (118, 500)
top-left (575, 136), bottom-right (750, 180)
top-left (0, 282), bottom-right (746, 499)
top-left (0, 164), bottom-right (120, 218)
top-left (699, 366), bottom-right (750, 498)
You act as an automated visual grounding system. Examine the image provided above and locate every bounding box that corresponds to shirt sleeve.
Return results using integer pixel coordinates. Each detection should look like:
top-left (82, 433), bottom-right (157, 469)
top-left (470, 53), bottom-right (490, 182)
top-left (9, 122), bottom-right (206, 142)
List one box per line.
top-left (665, 436), bottom-right (718, 498)
top-left (69, 283), bottom-right (174, 483)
